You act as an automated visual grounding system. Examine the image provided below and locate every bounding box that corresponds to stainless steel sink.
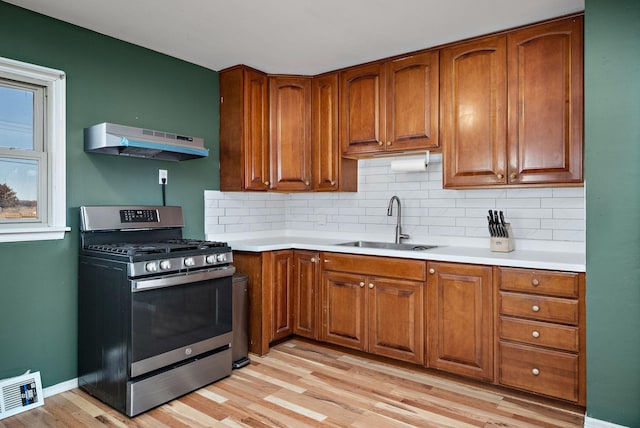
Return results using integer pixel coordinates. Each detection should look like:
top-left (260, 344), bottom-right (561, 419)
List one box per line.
top-left (337, 241), bottom-right (438, 251)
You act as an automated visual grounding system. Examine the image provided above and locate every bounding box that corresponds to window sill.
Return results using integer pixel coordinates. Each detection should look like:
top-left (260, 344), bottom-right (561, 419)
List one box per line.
top-left (0, 226), bottom-right (71, 243)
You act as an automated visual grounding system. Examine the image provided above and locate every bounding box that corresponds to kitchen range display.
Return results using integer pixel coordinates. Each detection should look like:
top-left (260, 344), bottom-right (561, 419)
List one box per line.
top-left (77, 205), bottom-right (234, 417)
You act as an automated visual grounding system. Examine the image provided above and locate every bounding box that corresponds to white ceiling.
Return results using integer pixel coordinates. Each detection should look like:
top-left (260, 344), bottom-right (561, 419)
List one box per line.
top-left (5, 0), bottom-right (584, 75)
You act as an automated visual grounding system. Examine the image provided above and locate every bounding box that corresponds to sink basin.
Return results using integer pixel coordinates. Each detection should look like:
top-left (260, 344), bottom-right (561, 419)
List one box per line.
top-left (337, 241), bottom-right (438, 251)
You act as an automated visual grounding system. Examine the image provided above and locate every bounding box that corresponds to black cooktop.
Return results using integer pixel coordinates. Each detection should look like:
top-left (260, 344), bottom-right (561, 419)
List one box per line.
top-left (85, 239), bottom-right (229, 257)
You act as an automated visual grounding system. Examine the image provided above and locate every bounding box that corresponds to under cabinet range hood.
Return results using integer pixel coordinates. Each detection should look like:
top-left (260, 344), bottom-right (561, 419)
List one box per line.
top-left (84, 122), bottom-right (208, 161)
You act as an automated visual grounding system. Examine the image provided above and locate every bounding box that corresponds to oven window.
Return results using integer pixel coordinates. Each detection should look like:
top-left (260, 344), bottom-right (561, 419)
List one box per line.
top-left (131, 277), bottom-right (232, 363)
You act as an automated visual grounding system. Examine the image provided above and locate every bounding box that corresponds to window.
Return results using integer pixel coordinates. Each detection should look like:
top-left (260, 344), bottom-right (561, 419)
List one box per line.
top-left (0, 56), bottom-right (67, 242)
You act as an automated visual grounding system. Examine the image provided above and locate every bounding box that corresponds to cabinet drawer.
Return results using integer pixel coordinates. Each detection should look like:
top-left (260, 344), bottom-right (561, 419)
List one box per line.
top-left (499, 316), bottom-right (579, 352)
top-left (498, 267), bottom-right (579, 298)
top-left (499, 342), bottom-right (579, 403)
top-left (321, 253), bottom-right (426, 281)
top-left (500, 292), bottom-right (578, 325)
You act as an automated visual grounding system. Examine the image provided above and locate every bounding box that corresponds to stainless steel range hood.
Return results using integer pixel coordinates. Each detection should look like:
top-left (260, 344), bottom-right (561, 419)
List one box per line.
top-left (84, 123), bottom-right (208, 161)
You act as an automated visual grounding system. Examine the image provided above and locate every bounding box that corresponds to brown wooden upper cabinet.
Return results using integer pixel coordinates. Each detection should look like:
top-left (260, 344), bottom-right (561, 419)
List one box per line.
top-left (219, 65), bottom-right (270, 191)
top-left (313, 73), bottom-right (358, 192)
top-left (340, 51), bottom-right (440, 157)
top-left (269, 76), bottom-right (313, 191)
top-left (442, 16), bottom-right (583, 188)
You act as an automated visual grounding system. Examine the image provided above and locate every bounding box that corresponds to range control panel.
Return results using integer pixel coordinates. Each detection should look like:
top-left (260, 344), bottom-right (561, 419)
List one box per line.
top-left (120, 209), bottom-right (159, 223)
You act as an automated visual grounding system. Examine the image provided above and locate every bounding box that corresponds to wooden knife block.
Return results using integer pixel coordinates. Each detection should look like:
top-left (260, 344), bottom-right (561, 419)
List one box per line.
top-left (490, 223), bottom-right (514, 252)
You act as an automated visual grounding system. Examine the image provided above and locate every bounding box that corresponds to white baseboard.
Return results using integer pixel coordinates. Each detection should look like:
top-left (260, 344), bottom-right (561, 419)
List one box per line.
top-left (584, 416), bottom-right (630, 428)
top-left (43, 378), bottom-right (78, 398)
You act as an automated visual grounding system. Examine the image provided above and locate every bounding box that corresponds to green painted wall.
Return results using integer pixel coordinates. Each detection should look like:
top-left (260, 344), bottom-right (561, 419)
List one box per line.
top-left (585, 0), bottom-right (640, 426)
top-left (0, 2), bottom-right (219, 387)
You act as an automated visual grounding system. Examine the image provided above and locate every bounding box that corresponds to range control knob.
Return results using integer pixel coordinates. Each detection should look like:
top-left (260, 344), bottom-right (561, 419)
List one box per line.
top-left (159, 260), bottom-right (172, 270)
top-left (216, 253), bottom-right (227, 262)
top-left (206, 255), bottom-right (217, 264)
top-left (145, 262), bottom-right (158, 272)
top-left (184, 257), bottom-right (196, 267)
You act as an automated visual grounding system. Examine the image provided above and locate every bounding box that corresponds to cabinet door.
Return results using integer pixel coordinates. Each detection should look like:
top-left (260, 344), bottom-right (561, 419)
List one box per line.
top-left (340, 62), bottom-right (386, 156)
top-left (507, 16), bottom-right (583, 185)
top-left (271, 250), bottom-right (293, 341)
top-left (269, 76), bottom-right (312, 191)
top-left (321, 270), bottom-right (367, 351)
top-left (368, 276), bottom-right (424, 364)
top-left (293, 250), bottom-right (319, 339)
top-left (243, 68), bottom-right (270, 191)
top-left (441, 36), bottom-right (508, 188)
top-left (313, 73), bottom-right (358, 192)
top-left (387, 51), bottom-right (440, 152)
top-left (427, 262), bottom-right (494, 381)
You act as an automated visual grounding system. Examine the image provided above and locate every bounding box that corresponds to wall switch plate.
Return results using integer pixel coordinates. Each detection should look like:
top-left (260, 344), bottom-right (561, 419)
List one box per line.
top-left (159, 169), bottom-right (168, 184)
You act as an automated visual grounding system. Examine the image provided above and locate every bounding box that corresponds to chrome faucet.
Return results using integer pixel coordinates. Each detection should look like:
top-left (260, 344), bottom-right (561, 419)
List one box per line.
top-left (387, 195), bottom-right (410, 244)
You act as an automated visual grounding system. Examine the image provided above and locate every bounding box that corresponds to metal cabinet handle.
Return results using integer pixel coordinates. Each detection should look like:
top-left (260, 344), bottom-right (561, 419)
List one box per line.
top-left (510, 173), bottom-right (517, 180)
top-left (330, 180), bottom-right (336, 186)
top-left (304, 181), bottom-right (310, 186)
top-left (532, 278), bottom-right (540, 286)
top-left (378, 141), bottom-right (384, 146)
top-left (429, 268), bottom-right (435, 275)
top-left (310, 257), bottom-right (317, 263)
top-left (497, 174), bottom-right (504, 180)
top-left (531, 368), bottom-right (540, 376)
top-left (369, 283), bottom-right (374, 289)
top-left (264, 181), bottom-right (270, 186)
top-left (386, 141), bottom-right (392, 147)
top-left (532, 305), bottom-right (540, 312)
top-left (359, 282), bottom-right (365, 288)
top-left (532, 330), bottom-right (540, 338)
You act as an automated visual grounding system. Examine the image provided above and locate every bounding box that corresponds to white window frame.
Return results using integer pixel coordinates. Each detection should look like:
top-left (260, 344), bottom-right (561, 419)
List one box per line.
top-left (0, 56), bottom-right (68, 242)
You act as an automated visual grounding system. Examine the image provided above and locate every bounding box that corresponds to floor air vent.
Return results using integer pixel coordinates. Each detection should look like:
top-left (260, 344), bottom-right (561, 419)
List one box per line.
top-left (0, 371), bottom-right (43, 420)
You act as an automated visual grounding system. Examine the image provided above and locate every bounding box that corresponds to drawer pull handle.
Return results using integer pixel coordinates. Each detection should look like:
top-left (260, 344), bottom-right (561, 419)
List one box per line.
top-left (359, 282), bottom-right (365, 288)
top-left (532, 330), bottom-right (540, 338)
top-left (369, 283), bottom-right (374, 289)
top-left (429, 268), bottom-right (435, 275)
top-left (532, 278), bottom-right (540, 286)
top-left (532, 305), bottom-right (540, 312)
top-left (531, 368), bottom-right (540, 376)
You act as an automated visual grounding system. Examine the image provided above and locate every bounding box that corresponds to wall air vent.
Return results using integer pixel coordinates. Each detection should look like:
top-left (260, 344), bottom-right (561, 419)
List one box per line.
top-left (0, 371), bottom-right (44, 420)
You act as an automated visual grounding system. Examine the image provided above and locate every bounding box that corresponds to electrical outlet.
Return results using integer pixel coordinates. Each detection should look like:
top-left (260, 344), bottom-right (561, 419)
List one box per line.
top-left (159, 169), bottom-right (168, 184)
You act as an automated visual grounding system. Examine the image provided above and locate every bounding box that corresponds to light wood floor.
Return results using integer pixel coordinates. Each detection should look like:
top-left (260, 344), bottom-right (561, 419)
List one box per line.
top-left (0, 339), bottom-right (584, 427)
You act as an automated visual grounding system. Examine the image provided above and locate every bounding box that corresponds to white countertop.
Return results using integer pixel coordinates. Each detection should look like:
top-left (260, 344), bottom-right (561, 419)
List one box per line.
top-left (219, 232), bottom-right (585, 272)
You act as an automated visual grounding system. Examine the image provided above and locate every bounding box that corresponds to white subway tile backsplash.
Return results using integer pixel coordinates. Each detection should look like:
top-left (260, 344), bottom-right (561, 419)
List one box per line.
top-left (541, 198), bottom-right (585, 209)
top-left (204, 156), bottom-right (585, 243)
top-left (553, 229), bottom-right (586, 242)
top-left (496, 198), bottom-right (541, 209)
top-left (553, 209), bottom-right (584, 219)
top-left (552, 187), bottom-right (585, 197)
top-left (506, 188), bottom-right (554, 198)
top-left (541, 219), bottom-right (585, 230)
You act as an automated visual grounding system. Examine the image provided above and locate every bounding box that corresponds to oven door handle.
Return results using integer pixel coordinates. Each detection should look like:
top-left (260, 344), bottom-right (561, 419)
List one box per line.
top-left (132, 266), bottom-right (236, 291)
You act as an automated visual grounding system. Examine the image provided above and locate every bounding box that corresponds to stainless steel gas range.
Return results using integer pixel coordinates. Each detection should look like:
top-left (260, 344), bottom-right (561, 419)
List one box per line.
top-left (77, 205), bottom-right (234, 417)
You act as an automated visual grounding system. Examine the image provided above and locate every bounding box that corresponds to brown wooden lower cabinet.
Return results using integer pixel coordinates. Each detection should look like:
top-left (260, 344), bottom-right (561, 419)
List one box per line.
top-left (270, 250), bottom-right (294, 342)
top-left (499, 341), bottom-right (580, 403)
top-left (292, 250), bottom-right (320, 339)
top-left (236, 249), bottom-right (585, 406)
top-left (321, 253), bottom-right (425, 365)
top-left (426, 262), bottom-right (494, 381)
top-left (496, 266), bottom-right (586, 406)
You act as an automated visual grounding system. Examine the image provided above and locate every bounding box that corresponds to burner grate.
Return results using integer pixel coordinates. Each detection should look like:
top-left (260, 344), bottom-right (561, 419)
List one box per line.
top-left (85, 240), bottom-right (229, 256)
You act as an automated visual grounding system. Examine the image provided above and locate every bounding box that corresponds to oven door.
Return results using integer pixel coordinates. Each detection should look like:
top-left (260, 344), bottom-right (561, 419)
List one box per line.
top-left (129, 266), bottom-right (234, 378)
